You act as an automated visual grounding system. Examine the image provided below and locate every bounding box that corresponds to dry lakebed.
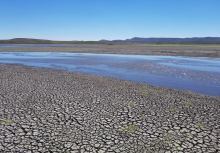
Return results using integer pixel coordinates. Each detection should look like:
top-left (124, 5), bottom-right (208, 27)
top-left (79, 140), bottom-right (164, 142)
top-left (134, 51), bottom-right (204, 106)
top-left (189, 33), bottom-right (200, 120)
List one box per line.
top-left (0, 44), bottom-right (220, 152)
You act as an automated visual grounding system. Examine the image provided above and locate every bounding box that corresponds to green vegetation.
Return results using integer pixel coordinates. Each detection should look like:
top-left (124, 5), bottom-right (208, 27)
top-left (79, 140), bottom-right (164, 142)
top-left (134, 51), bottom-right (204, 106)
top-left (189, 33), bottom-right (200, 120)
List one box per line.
top-left (152, 89), bottom-right (159, 92)
top-left (0, 119), bottom-right (13, 125)
top-left (111, 99), bottom-right (119, 103)
top-left (182, 101), bottom-right (192, 106)
top-left (167, 94), bottom-right (172, 98)
top-left (162, 132), bottom-right (180, 151)
top-left (171, 108), bottom-right (178, 113)
top-left (119, 125), bottom-right (140, 133)
top-left (194, 123), bottom-right (205, 129)
top-left (139, 111), bottom-right (145, 116)
top-left (24, 140), bottom-right (30, 146)
top-left (137, 88), bottom-right (148, 95)
top-left (127, 101), bottom-right (136, 106)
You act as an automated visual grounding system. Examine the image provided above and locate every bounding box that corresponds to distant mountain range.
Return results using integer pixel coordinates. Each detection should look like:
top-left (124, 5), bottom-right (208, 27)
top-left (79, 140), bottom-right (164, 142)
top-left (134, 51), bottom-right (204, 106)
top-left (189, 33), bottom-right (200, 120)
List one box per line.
top-left (0, 38), bottom-right (108, 45)
top-left (0, 37), bottom-right (220, 44)
top-left (100, 37), bottom-right (220, 44)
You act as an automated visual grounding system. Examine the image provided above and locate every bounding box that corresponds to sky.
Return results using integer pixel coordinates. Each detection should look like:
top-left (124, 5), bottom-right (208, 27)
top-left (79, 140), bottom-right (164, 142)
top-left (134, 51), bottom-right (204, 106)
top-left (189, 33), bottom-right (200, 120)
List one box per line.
top-left (0, 0), bottom-right (220, 41)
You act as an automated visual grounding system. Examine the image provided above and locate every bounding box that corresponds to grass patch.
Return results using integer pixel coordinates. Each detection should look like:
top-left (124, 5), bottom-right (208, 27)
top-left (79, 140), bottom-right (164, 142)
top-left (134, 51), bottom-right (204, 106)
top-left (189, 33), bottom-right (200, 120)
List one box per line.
top-left (119, 125), bottom-right (140, 133)
top-left (111, 99), bottom-right (120, 103)
top-left (194, 123), bottom-right (205, 129)
top-left (127, 101), bottom-right (136, 106)
top-left (182, 101), bottom-right (192, 106)
top-left (23, 140), bottom-right (30, 146)
top-left (167, 94), bottom-right (172, 98)
top-left (137, 88), bottom-right (148, 95)
top-left (171, 108), bottom-right (178, 113)
top-left (163, 132), bottom-right (180, 151)
top-left (153, 89), bottom-right (159, 92)
top-left (0, 119), bottom-right (13, 125)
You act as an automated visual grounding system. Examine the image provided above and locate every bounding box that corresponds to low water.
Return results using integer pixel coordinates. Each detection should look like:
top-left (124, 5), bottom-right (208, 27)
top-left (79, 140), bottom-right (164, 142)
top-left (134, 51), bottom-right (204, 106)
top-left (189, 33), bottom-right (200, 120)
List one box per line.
top-left (0, 52), bottom-right (220, 96)
top-left (0, 44), bottom-right (102, 47)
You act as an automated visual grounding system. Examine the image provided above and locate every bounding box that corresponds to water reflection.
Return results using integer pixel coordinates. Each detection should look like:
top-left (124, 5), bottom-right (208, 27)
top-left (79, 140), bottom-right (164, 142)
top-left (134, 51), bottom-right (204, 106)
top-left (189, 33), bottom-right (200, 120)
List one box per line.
top-left (0, 52), bottom-right (219, 96)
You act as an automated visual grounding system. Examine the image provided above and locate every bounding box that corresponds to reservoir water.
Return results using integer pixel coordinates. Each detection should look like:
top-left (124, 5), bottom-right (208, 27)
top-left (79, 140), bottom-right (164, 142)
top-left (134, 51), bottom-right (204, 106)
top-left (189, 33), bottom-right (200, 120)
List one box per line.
top-left (0, 52), bottom-right (220, 96)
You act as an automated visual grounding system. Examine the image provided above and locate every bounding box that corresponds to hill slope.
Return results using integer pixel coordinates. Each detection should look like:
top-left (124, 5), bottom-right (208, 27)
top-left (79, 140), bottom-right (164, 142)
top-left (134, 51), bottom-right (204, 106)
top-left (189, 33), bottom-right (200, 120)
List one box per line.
top-left (0, 38), bottom-right (115, 45)
top-left (101, 37), bottom-right (220, 44)
top-left (1, 37), bottom-right (220, 44)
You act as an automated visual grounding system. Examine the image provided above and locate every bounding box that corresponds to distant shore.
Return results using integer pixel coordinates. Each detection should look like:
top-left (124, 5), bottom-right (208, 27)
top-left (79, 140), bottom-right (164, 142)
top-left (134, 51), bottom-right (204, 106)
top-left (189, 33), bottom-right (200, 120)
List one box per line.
top-left (1, 44), bottom-right (220, 57)
top-left (0, 64), bottom-right (219, 152)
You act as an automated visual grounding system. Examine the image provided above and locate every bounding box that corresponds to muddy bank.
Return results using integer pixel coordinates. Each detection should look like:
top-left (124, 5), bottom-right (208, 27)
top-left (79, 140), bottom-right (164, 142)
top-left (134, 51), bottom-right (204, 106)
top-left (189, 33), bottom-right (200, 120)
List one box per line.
top-left (0, 65), bottom-right (219, 152)
top-left (1, 44), bottom-right (220, 57)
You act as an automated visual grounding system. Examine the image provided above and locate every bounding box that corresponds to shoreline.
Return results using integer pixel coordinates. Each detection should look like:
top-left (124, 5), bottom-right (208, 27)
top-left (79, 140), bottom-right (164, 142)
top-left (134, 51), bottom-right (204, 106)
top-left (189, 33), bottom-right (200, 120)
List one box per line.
top-left (0, 64), bottom-right (219, 152)
top-left (1, 52), bottom-right (220, 97)
top-left (1, 44), bottom-right (220, 57)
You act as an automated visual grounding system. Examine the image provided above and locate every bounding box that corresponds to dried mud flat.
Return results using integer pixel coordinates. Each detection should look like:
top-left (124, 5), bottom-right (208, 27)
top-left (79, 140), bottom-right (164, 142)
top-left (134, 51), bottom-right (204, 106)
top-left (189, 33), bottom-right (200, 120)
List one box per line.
top-left (0, 65), bottom-right (220, 153)
top-left (1, 44), bottom-right (220, 57)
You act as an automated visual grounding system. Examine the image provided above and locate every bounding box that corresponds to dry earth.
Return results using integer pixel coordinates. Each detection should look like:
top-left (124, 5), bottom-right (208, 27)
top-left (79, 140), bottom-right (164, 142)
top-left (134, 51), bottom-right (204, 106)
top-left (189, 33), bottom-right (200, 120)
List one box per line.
top-left (0, 65), bottom-right (219, 152)
top-left (1, 44), bottom-right (220, 57)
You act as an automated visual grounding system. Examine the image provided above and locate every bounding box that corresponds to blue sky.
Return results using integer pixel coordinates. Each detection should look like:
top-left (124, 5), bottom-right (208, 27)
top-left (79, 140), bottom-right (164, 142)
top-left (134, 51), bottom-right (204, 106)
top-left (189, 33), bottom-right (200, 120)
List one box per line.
top-left (0, 0), bottom-right (220, 41)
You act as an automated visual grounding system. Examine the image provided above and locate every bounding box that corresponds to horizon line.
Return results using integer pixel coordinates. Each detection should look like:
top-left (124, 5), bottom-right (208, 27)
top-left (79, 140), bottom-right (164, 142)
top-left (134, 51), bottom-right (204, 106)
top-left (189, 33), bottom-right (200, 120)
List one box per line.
top-left (1, 36), bottom-right (220, 42)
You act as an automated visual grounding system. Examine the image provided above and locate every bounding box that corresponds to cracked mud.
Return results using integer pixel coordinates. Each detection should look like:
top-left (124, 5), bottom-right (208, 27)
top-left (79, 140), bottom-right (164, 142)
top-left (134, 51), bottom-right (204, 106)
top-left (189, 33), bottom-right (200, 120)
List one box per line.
top-left (0, 65), bottom-right (219, 153)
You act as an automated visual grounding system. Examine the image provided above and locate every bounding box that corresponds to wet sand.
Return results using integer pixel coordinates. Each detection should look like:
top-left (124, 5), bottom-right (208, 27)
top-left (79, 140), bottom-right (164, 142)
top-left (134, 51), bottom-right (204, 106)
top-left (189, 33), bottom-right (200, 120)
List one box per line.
top-left (0, 65), bottom-right (219, 152)
top-left (1, 44), bottom-right (220, 57)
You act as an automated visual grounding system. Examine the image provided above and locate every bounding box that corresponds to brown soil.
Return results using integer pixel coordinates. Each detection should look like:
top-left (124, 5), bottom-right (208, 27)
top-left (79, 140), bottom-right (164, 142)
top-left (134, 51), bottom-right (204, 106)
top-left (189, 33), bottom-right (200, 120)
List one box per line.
top-left (1, 44), bottom-right (220, 57)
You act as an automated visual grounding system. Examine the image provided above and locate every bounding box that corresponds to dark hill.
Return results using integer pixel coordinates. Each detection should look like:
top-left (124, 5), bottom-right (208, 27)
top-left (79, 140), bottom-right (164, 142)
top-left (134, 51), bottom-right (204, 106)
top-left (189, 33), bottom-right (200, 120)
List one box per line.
top-left (102, 37), bottom-right (220, 44)
top-left (0, 38), bottom-right (115, 45)
top-left (1, 37), bottom-right (220, 44)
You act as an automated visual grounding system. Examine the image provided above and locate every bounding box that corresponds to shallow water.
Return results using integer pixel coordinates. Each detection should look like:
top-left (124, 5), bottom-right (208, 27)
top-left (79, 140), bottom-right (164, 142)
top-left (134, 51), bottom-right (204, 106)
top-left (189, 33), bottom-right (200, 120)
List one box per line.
top-left (0, 52), bottom-right (220, 96)
top-left (0, 44), bottom-right (102, 47)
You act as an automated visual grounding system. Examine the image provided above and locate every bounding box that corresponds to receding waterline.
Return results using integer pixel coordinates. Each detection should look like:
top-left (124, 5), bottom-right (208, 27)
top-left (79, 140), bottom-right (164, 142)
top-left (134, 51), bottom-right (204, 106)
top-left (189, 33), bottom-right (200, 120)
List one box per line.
top-left (0, 52), bottom-right (220, 96)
